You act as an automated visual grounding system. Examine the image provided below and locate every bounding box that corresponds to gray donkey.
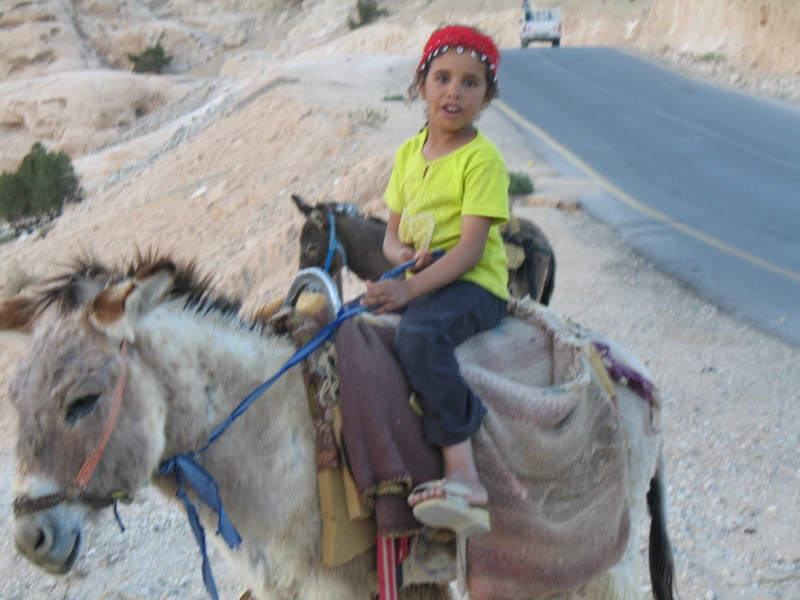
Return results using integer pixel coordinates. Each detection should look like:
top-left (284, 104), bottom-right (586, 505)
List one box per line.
top-left (292, 194), bottom-right (556, 304)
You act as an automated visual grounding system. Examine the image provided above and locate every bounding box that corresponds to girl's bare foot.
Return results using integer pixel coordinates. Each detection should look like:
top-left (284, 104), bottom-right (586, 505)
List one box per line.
top-left (408, 439), bottom-right (488, 507)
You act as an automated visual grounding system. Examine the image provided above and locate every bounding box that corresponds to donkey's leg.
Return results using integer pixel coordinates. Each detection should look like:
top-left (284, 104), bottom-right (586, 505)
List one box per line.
top-left (647, 455), bottom-right (675, 600)
top-left (587, 382), bottom-right (661, 600)
top-left (584, 456), bottom-right (675, 600)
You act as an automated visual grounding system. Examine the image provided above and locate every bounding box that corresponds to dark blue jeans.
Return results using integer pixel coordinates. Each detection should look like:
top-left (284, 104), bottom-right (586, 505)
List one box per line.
top-left (393, 281), bottom-right (507, 447)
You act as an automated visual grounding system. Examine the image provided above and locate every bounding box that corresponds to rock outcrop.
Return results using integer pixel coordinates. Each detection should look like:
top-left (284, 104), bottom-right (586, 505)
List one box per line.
top-left (1, 0), bottom-right (797, 181)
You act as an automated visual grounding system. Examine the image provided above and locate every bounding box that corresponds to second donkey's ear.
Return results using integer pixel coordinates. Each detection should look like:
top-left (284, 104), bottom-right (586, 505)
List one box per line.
top-left (291, 194), bottom-right (314, 217)
top-left (310, 208), bottom-right (326, 230)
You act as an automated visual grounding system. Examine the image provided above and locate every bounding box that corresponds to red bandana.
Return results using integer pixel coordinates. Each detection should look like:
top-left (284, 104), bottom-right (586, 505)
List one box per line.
top-left (415, 25), bottom-right (500, 82)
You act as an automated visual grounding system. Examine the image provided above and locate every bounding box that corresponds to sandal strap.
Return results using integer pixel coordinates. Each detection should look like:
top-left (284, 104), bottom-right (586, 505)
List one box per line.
top-left (410, 480), bottom-right (472, 506)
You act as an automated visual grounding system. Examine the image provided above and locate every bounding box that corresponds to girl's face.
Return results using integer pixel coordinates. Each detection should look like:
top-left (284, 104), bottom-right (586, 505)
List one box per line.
top-left (420, 50), bottom-right (492, 135)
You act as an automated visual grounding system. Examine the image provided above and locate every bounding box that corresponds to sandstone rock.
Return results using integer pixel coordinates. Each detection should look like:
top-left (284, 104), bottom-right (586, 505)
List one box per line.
top-left (0, 70), bottom-right (203, 172)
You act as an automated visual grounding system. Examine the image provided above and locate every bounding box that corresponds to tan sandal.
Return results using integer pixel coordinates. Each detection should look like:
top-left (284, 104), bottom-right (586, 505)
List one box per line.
top-left (410, 480), bottom-right (490, 538)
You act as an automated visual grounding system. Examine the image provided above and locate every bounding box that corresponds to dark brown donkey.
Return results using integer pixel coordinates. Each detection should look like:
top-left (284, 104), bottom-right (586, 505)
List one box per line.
top-left (292, 194), bottom-right (556, 304)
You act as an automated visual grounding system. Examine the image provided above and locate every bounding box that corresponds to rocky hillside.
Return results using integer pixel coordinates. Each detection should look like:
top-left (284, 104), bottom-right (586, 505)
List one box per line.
top-left (2, 0), bottom-right (798, 175)
top-left (643, 0), bottom-right (800, 73)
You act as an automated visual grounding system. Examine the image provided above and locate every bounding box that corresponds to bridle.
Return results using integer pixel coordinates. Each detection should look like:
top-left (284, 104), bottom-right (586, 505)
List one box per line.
top-left (13, 340), bottom-right (132, 518)
top-left (13, 256), bottom-right (442, 600)
top-left (322, 209), bottom-right (348, 275)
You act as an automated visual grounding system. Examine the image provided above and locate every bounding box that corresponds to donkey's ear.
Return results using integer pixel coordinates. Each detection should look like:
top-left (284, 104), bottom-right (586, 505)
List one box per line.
top-left (89, 266), bottom-right (175, 341)
top-left (0, 296), bottom-right (39, 332)
top-left (131, 265), bottom-right (175, 315)
top-left (310, 208), bottom-right (326, 230)
top-left (292, 194), bottom-right (314, 217)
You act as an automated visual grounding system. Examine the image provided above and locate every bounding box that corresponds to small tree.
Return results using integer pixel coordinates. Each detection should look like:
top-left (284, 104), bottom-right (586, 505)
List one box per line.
top-left (0, 172), bottom-right (30, 224)
top-left (348, 0), bottom-right (388, 29)
top-left (128, 42), bottom-right (173, 74)
top-left (0, 142), bottom-right (83, 233)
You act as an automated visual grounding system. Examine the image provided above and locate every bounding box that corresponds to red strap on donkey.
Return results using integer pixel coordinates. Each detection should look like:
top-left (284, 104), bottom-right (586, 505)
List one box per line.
top-left (71, 340), bottom-right (128, 495)
top-left (378, 536), bottom-right (410, 600)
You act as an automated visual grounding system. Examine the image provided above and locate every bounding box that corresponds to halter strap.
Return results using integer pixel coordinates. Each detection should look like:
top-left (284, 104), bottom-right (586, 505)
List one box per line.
top-left (13, 340), bottom-right (131, 525)
top-left (72, 339), bottom-right (128, 493)
top-left (323, 210), bottom-right (348, 274)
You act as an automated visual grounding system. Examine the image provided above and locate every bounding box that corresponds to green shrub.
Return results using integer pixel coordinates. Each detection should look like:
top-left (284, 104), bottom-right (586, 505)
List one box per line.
top-left (0, 172), bottom-right (29, 224)
top-left (696, 52), bottom-right (726, 64)
top-left (382, 94), bottom-right (404, 102)
top-left (128, 42), bottom-right (173, 74)
top-left (348, 0), bottom-right (388, 29)
top-left (508, 171), bottom-right (534, 195)
top-left (0, 142), bottom-right (83, 233)
top-left (348, 107), bottom-right (388, 127)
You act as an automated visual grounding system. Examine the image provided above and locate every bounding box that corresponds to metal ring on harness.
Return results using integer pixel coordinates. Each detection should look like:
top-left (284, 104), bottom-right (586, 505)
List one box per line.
top-left (282, 267), bottom-right (342, 323)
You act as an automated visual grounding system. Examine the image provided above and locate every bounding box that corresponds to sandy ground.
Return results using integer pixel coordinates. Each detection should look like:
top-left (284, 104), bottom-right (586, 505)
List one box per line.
top-left (1, 13), bottom-right (800, 600)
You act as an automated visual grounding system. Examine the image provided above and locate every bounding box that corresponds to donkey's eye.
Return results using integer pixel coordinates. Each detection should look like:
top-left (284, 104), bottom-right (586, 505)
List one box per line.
top-left (65, 394), bottom-right (100, 426)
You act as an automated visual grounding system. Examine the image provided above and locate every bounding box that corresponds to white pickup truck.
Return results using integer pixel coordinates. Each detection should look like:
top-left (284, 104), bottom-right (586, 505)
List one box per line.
top-left (520, 5), bottom-right (561, 47)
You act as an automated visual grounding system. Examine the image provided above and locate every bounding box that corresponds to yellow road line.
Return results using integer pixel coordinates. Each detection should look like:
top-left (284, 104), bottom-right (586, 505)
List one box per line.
top-left (494, 99), bottom-right (800, 284)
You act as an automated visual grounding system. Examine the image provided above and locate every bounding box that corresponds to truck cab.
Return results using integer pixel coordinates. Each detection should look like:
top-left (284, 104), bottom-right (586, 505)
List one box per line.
top-left (520, 5), bottom-right (561, 48)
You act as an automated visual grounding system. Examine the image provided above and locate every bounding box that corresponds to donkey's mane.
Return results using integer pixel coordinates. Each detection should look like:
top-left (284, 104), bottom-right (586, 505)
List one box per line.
top-left (29, 249), bottom-right (243, 319)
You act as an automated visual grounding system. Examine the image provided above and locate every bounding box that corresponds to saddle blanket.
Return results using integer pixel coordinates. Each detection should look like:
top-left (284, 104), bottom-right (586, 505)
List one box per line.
top-left (334, 298), bottom-right (645, 599)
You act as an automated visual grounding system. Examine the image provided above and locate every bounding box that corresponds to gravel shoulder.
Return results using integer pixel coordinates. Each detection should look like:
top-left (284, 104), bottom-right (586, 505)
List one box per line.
top-left (1, 51), bottom-right (799, 600)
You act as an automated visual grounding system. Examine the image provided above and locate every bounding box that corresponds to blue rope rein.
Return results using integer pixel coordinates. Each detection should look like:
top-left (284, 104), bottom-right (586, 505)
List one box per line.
top-left (158, 250), bottom-right (443, 600)
top-left (323, 210), bottom-right (348, 274)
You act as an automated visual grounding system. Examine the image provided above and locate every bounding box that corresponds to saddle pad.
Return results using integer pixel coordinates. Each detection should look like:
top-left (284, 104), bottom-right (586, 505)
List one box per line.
top-left (335, 298), bottom-right (634, 598)
top-left (460, 299), bottom-right (630, 599)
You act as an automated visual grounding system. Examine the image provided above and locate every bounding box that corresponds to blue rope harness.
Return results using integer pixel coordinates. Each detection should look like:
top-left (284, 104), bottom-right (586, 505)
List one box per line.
top-left (158, 250), bottom-right (443, 600)
top-left (322, 210), bottom-right (348, 274)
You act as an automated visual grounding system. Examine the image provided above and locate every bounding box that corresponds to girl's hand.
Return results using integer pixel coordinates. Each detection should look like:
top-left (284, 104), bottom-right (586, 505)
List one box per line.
top-left (396, 247), bottom-right (416, 265)
top-left (408, 248), bottom-right (435, 273)
top-left (361, 279), bottom-right (412, 314)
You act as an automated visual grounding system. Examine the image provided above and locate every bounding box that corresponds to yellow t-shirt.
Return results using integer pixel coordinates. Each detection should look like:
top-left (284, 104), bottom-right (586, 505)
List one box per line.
top-left (385, 128), bottom-right (510, 300)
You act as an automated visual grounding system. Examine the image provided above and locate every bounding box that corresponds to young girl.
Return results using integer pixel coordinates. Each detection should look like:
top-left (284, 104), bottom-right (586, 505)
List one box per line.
top-left (361, 25), bottom-right (509, 537)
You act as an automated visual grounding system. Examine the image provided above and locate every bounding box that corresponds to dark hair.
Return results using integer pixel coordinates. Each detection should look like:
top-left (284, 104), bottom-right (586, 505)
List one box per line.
top-left (407, 26), bottom-right (500, 101)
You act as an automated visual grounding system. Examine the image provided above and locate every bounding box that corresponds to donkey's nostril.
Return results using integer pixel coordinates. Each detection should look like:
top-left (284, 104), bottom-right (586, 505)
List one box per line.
top-left (15, 517), bottom-right (55, 562)
top-left (15, 515), bottom-right (82, 573)
top-left (33, 528), bottom-right (47, 552)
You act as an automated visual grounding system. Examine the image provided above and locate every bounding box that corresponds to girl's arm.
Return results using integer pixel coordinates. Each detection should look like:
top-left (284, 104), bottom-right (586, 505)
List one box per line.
top-left (405, 215), bottom-right (491, 296)
top-left (383, 211), bottom-right (416, 265)
top-left (363, 215), bottom-right (492, 314)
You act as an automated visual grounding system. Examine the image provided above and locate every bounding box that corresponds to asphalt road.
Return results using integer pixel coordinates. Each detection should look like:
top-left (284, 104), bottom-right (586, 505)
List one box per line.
top-left (497, 47), bottom-right (800, 348)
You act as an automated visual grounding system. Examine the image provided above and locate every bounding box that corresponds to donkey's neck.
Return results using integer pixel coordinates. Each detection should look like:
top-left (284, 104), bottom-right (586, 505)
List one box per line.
top-left (134, 301), bottom-right (326, 593)
top-left (136, 302), bottom-right (301, 458)
top-left (335, 216), bottom-right (391, 281)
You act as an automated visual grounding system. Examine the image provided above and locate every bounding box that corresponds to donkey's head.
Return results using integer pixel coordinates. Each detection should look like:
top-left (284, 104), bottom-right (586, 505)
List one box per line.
top-left (291, 194), bottom-right (345, 277)
top-left (2, 256), bottom-right (180, 574)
